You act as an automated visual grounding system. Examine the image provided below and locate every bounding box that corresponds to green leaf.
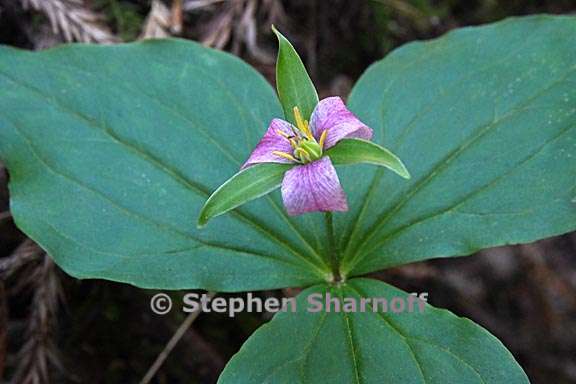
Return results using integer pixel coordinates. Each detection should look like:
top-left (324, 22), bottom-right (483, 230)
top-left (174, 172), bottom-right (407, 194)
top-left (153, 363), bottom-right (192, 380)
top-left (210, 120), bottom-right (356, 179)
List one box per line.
top-left (219, 278), bottom-right (528, 383)
top-left (0, 39), bottom-right (331, 290)
top-left (326, 138), bottom-right (410, 179)
top-left (272, 26), bottom-right (319, 124)
top-left (198, 163), bottom-right (293, 228)
top-left (338, 15), bottom-right (576, 277)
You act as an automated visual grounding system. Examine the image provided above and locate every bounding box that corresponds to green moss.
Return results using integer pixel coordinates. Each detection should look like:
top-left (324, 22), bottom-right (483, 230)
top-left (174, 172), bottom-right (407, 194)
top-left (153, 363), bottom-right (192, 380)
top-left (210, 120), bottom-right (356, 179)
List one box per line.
top-left (94, 0), bottom-right (146, 41)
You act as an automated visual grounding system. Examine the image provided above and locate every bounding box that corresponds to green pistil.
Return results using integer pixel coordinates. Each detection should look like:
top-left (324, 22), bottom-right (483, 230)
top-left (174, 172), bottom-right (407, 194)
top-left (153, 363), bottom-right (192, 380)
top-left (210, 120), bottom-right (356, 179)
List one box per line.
top-left (273, 106), bottom-right (328, 164)
top-left (297, 140), bottom-right (322, 163)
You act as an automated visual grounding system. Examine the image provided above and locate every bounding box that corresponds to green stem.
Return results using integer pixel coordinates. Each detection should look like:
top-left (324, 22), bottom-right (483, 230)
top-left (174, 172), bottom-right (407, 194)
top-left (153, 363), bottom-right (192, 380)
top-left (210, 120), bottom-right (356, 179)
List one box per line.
top-left (324, 212), bottom-right (341, 282)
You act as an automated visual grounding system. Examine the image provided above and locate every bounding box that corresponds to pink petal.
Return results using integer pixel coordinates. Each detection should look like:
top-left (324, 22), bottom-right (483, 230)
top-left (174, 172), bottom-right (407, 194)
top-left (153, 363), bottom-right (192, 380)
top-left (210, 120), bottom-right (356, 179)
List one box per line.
top-left (281, 157), bottom-right (348, 216)
top-left (310, 96), bottom-right (373, 149)
top-left (242, 119), bottom-right (296, 169)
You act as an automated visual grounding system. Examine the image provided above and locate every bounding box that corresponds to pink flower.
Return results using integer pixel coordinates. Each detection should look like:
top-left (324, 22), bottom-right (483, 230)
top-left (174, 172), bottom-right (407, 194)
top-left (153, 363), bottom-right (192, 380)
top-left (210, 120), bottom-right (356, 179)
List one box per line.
top-left (242, 97), bottom-right (373, 216)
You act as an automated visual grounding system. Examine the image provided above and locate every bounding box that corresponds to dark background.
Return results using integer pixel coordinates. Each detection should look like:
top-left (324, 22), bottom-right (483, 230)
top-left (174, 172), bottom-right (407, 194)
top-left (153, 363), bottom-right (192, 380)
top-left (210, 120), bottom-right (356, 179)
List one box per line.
top-left (1, 0), bottom-right (575, 383)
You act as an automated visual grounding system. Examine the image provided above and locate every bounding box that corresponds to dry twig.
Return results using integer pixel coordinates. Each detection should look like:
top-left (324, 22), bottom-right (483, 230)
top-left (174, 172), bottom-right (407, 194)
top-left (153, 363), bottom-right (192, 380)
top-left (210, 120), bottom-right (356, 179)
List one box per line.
top-left (0, 239), bottom-right (43, 280)
top-left (0, 211), bottom-right (11, 221)
top-left (140, 0), bottom-right (186, 40)
top-left (184, 0), bottom-right (285, 62)
top-left (0, 282), bottom-right (6, 379)
top-left (170, 0), bottom-right (184, 34)
top-left (10, 254), bottom-right (63, 384)
top-left (139, 291), bottom-right (217, 384)
top-left (140, 0), bottom-right (172, 39)
top-left (19, 0), bottom-right (118, 43)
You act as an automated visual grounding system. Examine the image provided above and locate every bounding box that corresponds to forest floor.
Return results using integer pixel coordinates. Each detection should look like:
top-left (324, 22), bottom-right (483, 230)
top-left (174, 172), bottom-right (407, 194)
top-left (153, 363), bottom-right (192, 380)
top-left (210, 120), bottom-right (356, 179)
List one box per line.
top-left (1, 1), bottom-right (575, 383)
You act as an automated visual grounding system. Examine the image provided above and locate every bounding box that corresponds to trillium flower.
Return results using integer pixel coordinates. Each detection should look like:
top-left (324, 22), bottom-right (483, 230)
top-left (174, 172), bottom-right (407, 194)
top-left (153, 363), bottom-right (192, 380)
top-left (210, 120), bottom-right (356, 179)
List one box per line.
top-left (242, 97), bottom-right (373, 216)
top-left (197, 27), bottom-right (408, 229)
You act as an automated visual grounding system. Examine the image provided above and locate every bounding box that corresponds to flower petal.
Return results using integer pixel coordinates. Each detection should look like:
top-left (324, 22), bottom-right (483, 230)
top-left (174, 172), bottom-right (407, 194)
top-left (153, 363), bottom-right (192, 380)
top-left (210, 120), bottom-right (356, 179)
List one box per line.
top-left (242, 119), bottom-right (296, 169)
top-left (310, 96), bottom-right (373, 149)
top-left (281, 157), bottom-right (348, 215)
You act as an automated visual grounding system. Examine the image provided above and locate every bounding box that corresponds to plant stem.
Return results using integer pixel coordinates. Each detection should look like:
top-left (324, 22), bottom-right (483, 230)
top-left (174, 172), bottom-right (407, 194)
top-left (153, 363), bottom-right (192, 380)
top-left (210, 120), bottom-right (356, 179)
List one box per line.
top-left (324, 212), bottom-right (341, 282)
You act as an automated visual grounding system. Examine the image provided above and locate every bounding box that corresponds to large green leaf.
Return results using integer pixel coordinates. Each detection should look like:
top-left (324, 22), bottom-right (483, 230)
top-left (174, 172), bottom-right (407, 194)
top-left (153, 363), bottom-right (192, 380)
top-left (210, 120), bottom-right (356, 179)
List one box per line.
top-left (339, 15), bottom-right (576, 277)
top-left (0, 40), bottom-right (331, 290)
top-left (219, 278), bottom-right (528, 383)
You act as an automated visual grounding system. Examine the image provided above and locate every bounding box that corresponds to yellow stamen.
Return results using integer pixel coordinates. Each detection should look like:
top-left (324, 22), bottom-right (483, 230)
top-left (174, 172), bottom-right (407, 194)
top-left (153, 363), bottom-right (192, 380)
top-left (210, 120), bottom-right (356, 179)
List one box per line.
top-left (272, 151), bottom-right (299, 162)
top-left (289, 138), bottom-right (298, 149)
top-left (318, 129), bottom-right (328, 148)
top-left (293, 106), bottom-right (306, 131)
top-left (303, 120), bottom-right (313, 140)
top-left (292, 107), bottom-right (310, 138)
top-left (276, 129), bottom-right (290, 139)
